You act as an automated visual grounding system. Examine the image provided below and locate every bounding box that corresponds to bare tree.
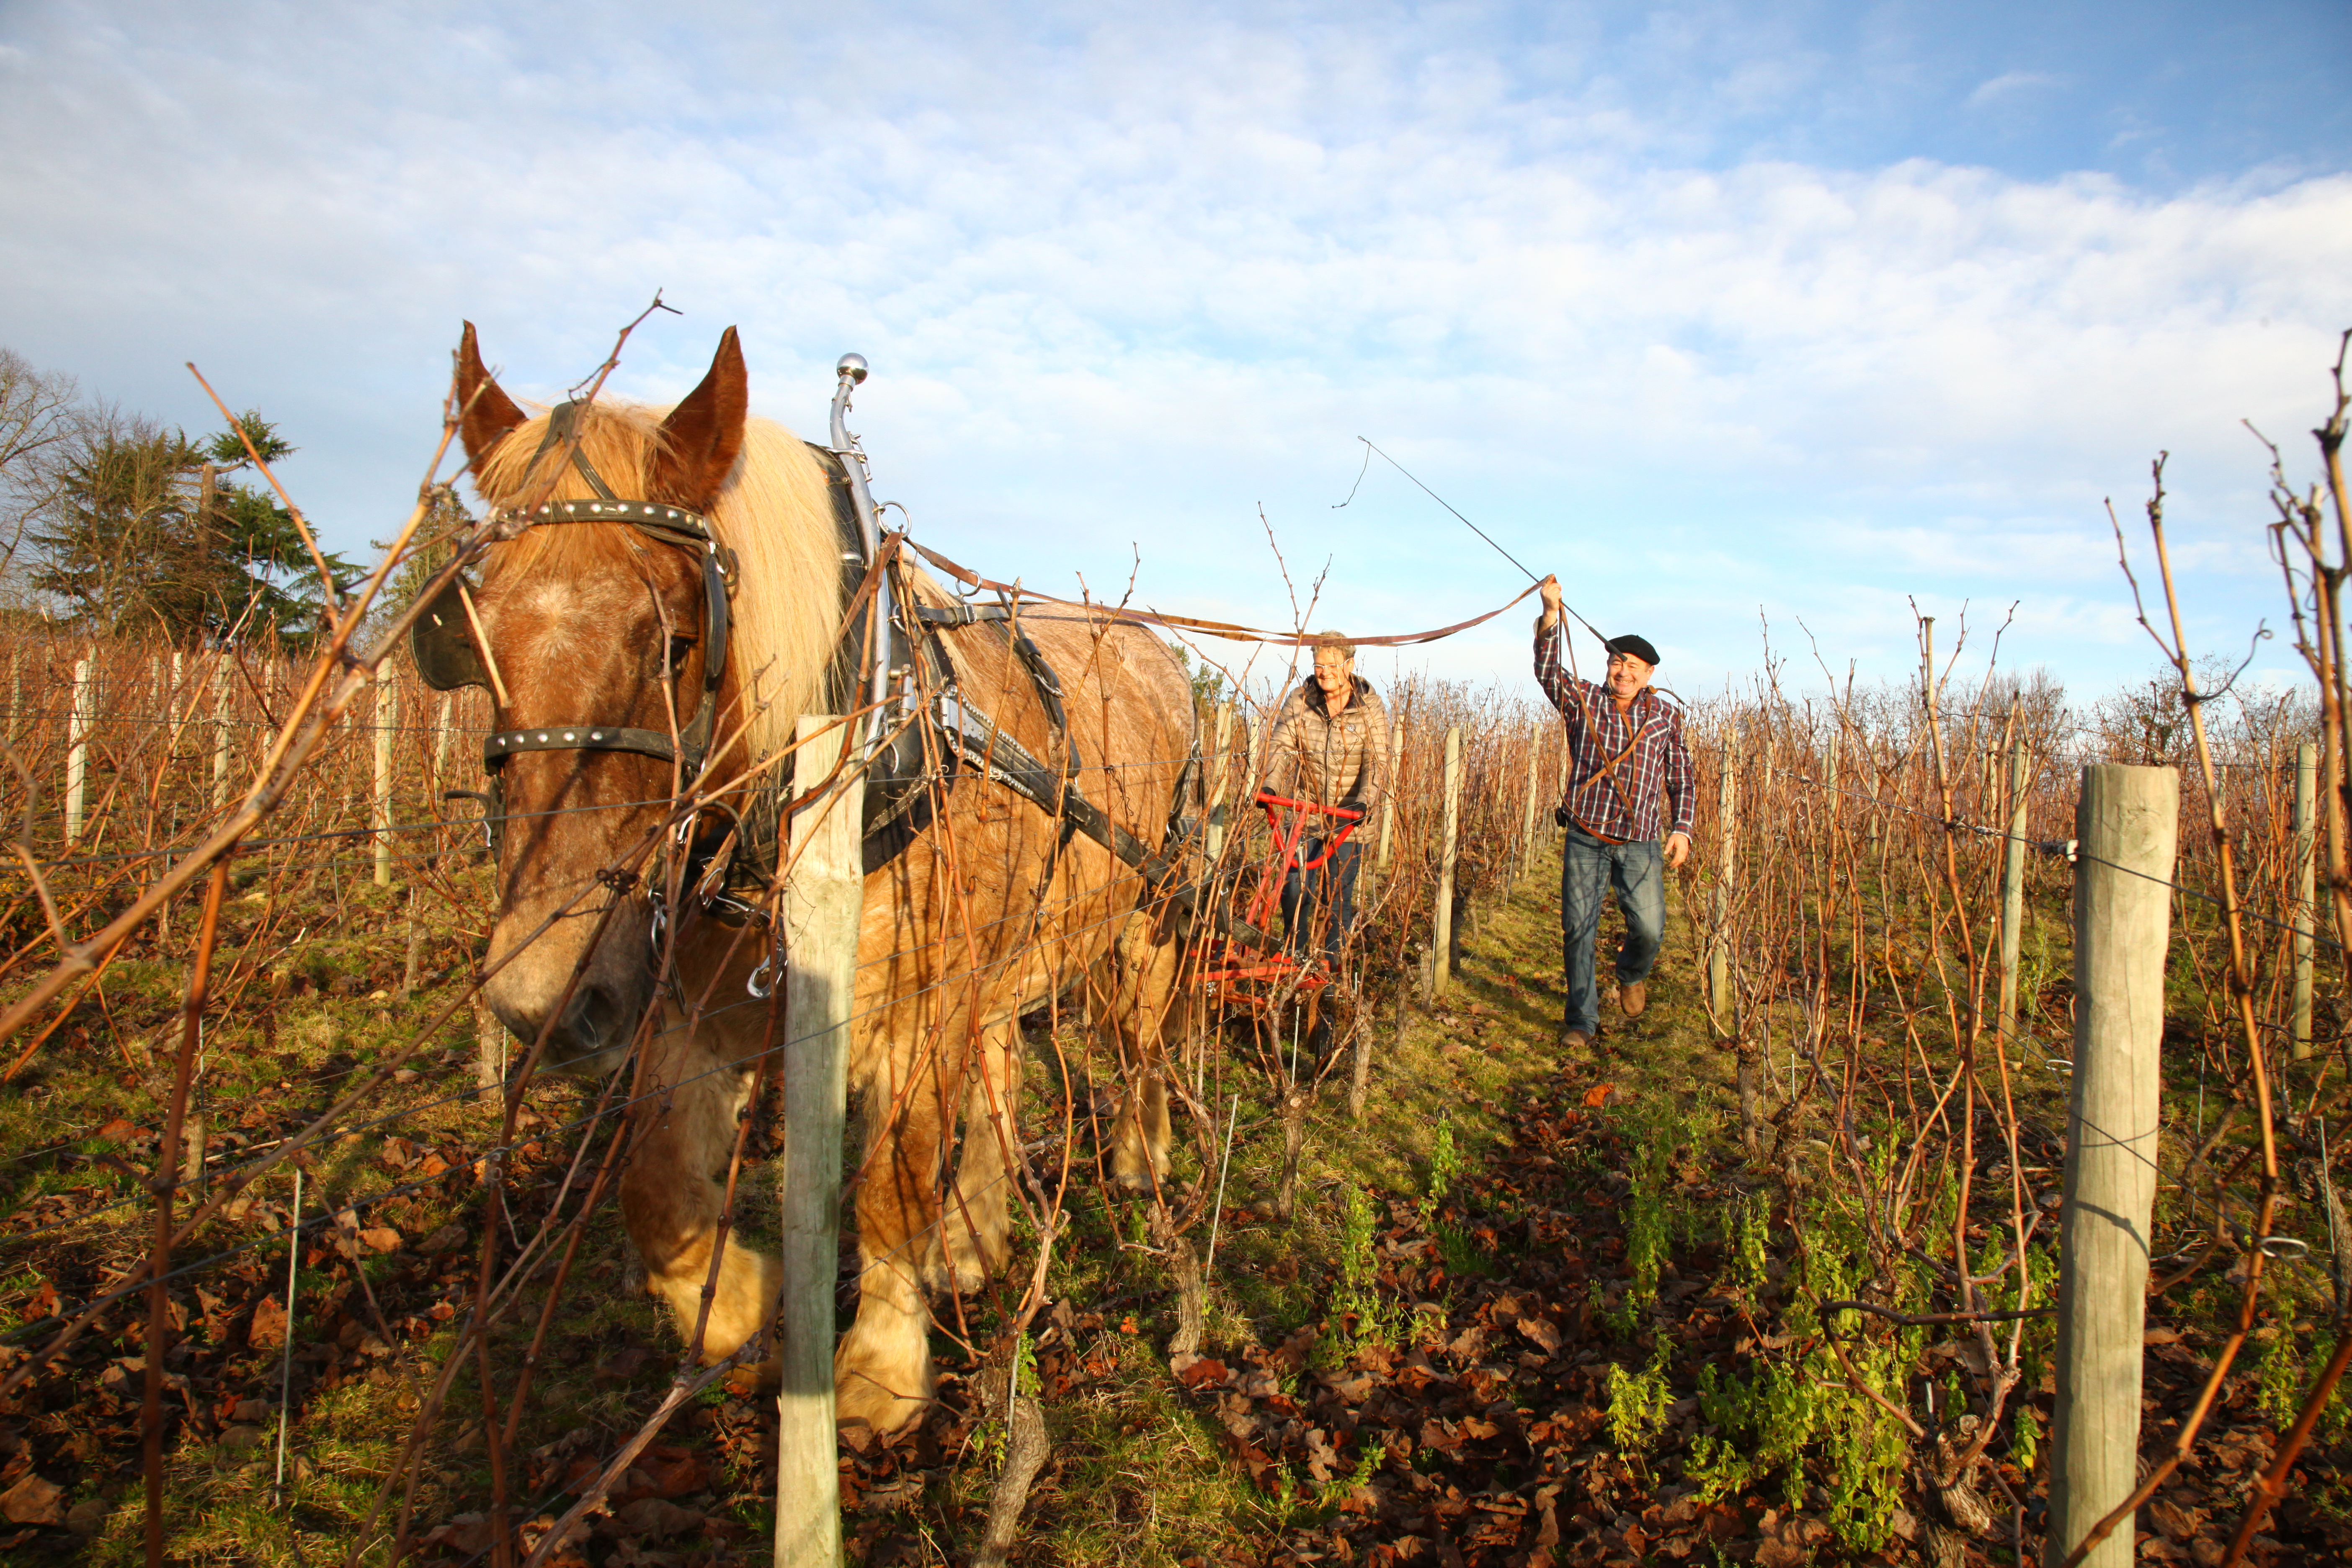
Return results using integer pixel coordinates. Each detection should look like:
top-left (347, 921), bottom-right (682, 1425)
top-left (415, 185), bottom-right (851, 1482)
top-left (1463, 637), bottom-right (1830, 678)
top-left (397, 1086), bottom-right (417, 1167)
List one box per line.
top-left (0, 347), bottom-right (85, 576)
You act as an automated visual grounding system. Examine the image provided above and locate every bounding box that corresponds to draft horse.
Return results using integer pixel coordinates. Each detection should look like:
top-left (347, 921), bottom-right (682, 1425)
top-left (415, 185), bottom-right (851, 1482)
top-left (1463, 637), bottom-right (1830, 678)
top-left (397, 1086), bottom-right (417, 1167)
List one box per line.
top-left (428, 324), bottom-right (1194, 1430)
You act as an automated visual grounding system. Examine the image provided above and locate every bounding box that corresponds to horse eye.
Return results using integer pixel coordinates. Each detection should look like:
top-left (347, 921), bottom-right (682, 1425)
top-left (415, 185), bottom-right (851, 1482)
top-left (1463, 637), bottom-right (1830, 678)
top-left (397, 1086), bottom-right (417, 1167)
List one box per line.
top-left (662, 636), bottom-right (695, 675)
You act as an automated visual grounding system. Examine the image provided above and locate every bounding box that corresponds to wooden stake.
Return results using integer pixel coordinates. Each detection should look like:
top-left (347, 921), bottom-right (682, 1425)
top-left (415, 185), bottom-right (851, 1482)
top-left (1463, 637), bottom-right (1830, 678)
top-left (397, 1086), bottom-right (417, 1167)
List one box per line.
top-left (1204, 700), bottom-right (1235, 864)
top-left (2050, 763), bottom-right (2178, 1568)
top-left (211, 665), bottom-right (231, 809)
top-left (1516, 742), bottom-right (1539, 890)
top-left (1376, 714), bottom-right (1404, 874)
top-left (776, 715), bottom-right (864, 1568)
top-left (65, 656), bottom-right (90, 843)
top-left (1997, 739), bottom-right (2030, 1051)
top-left (374, 679), bottom-right (397, 887)
top-left (1432, 726), bottom-right (1461, 995)
top-left (271, 1168), bottom-right (303, 1507)
top-left (1709, 748), bottom-right (1737, 1033)
top-left (472, 996), bottom-right (505, 1093)
top-left (2295, 740), bottom-right (2317, 1060)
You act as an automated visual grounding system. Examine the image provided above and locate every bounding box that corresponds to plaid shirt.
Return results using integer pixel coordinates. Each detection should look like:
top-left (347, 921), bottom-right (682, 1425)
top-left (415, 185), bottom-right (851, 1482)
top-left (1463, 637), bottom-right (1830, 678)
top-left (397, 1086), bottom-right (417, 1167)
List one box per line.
top-left (1533, 617), bottom-right (1694, 843)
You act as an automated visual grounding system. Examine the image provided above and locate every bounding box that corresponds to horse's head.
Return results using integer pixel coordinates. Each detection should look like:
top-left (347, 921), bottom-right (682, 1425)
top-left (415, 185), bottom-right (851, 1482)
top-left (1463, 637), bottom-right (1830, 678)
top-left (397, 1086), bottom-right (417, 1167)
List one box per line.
top-left (444, 322), bottom-right (750, 1072)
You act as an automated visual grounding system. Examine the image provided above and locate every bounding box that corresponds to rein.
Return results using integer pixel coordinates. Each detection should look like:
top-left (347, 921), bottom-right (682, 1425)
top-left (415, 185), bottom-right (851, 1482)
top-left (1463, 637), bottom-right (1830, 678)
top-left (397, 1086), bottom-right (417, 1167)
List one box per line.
top-left (905, 538), bottom-right (1542, 649)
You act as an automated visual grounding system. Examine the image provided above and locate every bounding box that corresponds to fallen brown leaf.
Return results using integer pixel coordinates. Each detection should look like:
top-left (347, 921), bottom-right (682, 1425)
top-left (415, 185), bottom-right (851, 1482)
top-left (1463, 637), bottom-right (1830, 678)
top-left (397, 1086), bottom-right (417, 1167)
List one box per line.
top-left (0, 1472), bottom-right (61, 1526)
top-left (611, 1497), bottom-right (702, 1539)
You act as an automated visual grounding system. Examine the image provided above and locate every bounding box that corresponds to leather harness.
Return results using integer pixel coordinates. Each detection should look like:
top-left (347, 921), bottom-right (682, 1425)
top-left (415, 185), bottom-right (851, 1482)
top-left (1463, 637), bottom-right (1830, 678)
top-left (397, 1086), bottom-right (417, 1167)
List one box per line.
top-left (412, 410), bottom-right (1200, 943)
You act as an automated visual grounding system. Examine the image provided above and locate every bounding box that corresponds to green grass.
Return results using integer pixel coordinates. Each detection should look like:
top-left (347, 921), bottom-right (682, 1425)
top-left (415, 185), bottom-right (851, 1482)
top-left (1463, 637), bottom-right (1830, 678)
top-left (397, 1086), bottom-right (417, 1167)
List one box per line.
top-left (8, 825), bottom-right (2332, 1565)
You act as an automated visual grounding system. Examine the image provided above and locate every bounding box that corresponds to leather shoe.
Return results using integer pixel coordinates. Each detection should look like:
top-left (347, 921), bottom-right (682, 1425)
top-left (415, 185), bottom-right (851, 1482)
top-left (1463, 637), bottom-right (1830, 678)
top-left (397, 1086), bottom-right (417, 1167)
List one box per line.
top-left (1559, 1028), bottom-right (1592, 1054)
top-left (1618, 980), bottom-right (1647, 1018)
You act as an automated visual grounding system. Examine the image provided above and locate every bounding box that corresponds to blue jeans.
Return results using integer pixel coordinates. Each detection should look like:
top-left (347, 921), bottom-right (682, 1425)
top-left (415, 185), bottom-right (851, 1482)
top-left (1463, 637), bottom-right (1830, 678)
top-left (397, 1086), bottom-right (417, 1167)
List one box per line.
top-left (1280, 839), bottom-right (1361, 963)
top-left (1560, 825), bottom-right (1665, 1036)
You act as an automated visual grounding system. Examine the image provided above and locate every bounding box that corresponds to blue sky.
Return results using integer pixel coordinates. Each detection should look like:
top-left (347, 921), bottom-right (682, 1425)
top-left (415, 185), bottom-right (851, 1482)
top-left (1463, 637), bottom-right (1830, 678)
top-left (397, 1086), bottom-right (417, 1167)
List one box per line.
top-left (2, 0), bottom-right (2347, 703)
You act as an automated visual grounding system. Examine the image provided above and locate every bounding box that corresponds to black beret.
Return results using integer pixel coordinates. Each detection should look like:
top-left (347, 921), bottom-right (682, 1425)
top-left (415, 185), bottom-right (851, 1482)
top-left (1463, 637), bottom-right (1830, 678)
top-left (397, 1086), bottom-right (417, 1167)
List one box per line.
top-left (1605, 634), bottom-right (1661, 668)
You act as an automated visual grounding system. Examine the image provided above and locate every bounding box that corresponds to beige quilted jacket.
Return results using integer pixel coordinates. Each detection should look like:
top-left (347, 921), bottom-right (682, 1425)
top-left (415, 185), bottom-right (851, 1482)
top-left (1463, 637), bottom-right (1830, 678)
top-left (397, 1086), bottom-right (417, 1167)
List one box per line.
top-left (1263, 676), bottom-right (1390, 811)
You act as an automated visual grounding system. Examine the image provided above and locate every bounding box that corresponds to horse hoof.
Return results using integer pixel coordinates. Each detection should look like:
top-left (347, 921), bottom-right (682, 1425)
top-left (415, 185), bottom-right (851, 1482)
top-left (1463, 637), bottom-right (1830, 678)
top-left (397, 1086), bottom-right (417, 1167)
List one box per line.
top-left (941, 1232), bottom-right (1002, 1294)
top-left (834, 1372), bottom-right (930, 1434)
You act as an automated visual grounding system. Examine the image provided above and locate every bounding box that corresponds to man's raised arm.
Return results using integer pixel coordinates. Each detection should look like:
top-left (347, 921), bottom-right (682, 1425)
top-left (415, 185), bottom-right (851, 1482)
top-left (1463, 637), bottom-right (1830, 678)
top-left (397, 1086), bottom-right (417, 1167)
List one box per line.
top-left (1533, 573), bottom-right (1581, 717)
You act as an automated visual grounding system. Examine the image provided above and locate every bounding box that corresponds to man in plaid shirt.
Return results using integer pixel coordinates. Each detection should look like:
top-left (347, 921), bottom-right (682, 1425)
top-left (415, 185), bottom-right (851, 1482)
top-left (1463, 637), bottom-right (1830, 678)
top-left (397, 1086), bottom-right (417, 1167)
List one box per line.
top-left (1534, 575), bottom-right (1693, 1052)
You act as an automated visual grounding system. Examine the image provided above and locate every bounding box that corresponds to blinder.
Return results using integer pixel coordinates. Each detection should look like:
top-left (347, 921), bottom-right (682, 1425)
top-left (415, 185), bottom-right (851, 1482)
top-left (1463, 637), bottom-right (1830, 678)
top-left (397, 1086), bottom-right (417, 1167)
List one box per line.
top-left (406, 495), bottom-right (738, 775)
top-left (411, 580), bottom-right (487, 693)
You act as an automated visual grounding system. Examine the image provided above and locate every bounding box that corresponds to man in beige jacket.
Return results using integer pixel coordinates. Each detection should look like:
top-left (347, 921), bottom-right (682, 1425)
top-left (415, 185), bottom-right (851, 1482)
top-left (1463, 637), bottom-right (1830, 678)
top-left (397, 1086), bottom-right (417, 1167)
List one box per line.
top-left (1259, 632), bottom-right (1390, 961)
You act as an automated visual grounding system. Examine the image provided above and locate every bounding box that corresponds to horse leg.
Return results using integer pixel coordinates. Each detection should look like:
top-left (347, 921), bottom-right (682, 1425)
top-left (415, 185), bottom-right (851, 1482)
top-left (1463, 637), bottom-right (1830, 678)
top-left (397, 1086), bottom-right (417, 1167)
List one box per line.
top-left (618, 1022), bottom-right (781, 1377)
top-left (942, 1017), bottom-right (1021, 1294)
top-left (834, 1051), bottom-right (950, 1433)
top-left (1109, 910), bottom-right (1184, 1191)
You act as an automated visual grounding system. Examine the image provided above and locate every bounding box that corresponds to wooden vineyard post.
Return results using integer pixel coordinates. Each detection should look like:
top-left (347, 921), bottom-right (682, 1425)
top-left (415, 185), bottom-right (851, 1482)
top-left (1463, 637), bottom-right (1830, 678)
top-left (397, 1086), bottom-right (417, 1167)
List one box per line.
top-left (1375, 714), bottom-right (1403, 875)
top-left (1244, 709), bottom-right (1264, 814)
top-left (434, 692), bottom-right (455, 781)
top-left (1203, 700), bottom-right (1235, 864)
top-left (374, 679), bottom-right (398, 886)
top-left (777, 716), bottom-right (864, 1568)
top-left (2295, 740), bottom-right (2318, 1060)
top-left (1867, 739), bottom-right (1882, 867)
top-left (1707, 746), bottom-right (1737, 1034)
top-left (1516, 743), bottom-right (1539, 890)
top-left (2050, 764), bottom-right (2178, 1568)
top-left (1431, 726), bottom-right (1462, 996)
top-left (473, 997), bottom-right (505, 1092)
top-left (212, 665), bottom-right (232, 808)
top-left (1996, 739), bottom-right (2030, 1052)
top-left (65, 655), bottom-right (90, 842)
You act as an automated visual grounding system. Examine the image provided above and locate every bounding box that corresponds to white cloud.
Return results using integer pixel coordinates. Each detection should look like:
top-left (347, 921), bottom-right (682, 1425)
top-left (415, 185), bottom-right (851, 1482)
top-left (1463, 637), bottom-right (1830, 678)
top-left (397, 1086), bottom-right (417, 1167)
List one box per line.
top-left (0, 0), bottom-right (2342, 701)
top-left (1966, 70), bottom-right (2065, 109)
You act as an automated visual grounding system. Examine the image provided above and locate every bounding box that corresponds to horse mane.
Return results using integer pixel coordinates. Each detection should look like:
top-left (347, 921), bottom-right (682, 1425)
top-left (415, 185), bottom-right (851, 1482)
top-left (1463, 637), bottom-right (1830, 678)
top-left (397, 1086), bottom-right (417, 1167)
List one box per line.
top-left (474, 400), bottom-right (845, 760)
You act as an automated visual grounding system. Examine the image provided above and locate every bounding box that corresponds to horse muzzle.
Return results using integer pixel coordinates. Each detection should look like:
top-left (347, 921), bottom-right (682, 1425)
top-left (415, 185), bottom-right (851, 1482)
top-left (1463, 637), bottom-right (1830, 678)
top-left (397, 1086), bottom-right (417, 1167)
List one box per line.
top-left (482, 949), bottom-right (658, 1080)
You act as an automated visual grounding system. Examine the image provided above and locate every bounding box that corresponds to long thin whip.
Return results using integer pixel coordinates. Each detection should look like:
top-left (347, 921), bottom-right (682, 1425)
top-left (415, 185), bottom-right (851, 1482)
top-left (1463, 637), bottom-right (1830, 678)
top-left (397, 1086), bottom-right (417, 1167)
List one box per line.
top-left (1342, 437), bottom-right (1611, 645)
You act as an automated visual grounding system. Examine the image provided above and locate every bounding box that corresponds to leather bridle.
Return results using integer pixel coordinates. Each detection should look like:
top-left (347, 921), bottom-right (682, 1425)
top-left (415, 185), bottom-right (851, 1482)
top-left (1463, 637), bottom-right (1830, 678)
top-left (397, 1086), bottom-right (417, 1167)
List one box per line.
top-left (412, 401), bottom-right (740, 855)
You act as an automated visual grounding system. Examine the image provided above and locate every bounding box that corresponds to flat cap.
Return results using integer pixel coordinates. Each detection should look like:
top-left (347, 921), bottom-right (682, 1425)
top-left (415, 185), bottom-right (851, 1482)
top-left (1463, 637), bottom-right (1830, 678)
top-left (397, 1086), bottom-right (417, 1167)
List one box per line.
top-left (1605, 633), bottom-right (1661, 668)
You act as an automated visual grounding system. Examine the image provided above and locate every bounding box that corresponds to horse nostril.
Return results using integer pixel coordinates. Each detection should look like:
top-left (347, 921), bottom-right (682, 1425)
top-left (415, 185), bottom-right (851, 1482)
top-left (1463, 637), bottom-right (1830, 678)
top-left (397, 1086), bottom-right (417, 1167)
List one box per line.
top-left (559, 985), bottom-right (609, 1054)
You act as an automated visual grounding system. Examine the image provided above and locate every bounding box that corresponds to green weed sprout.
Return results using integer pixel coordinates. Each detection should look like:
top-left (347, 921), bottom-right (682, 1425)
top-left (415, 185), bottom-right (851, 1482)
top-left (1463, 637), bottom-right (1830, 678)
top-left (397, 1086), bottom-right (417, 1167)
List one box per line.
top-left (2259, 1324), bottom-right (2305, 1430)
top-left (1604, 1343), bottom-right (1674, 1460)
top-left (1329, 1182), bottom-right (1392, 1354)
top-left (1421, 1115), bottom-right (1462, 1223)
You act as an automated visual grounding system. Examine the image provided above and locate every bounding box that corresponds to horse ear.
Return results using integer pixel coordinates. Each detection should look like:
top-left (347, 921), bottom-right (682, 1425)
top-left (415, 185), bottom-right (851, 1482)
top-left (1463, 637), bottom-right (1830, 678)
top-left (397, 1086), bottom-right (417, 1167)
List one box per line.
top-left (455, 322), bottom-right (528, 472)
top-left (653, 327), bottom-right (748, 511)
